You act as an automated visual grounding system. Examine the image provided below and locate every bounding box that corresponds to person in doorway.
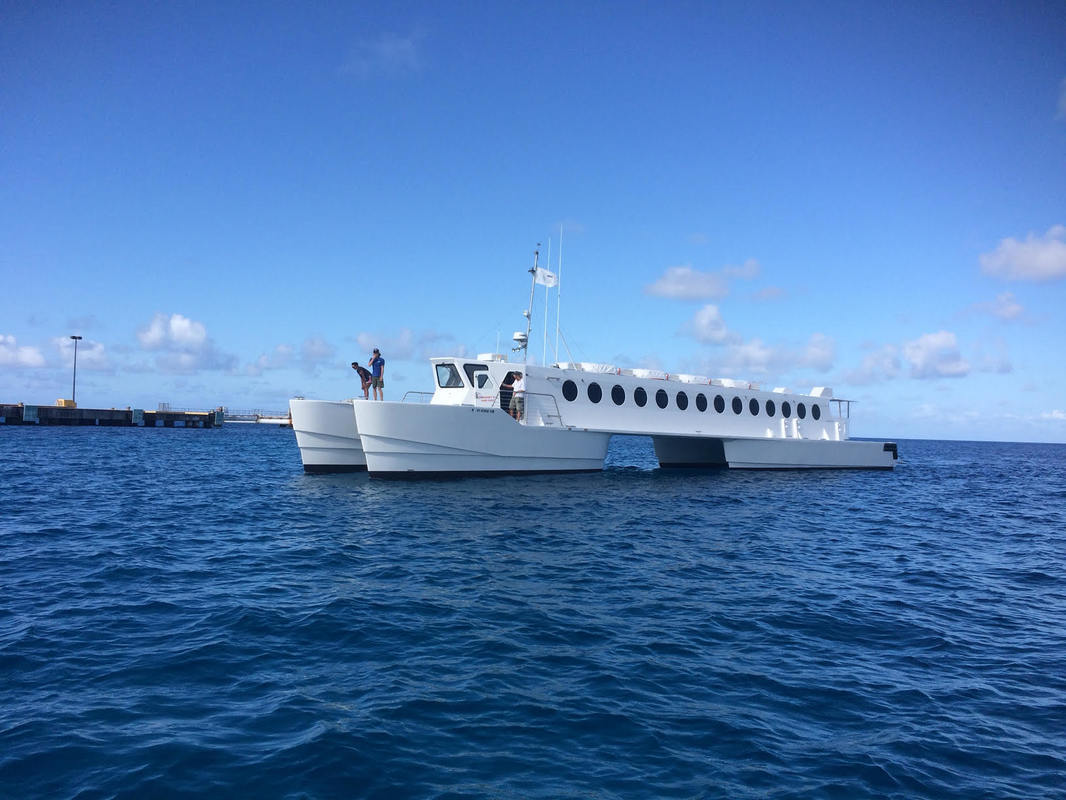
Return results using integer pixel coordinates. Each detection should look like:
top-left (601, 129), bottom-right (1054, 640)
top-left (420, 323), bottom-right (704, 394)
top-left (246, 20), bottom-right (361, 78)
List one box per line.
top-left (369, 348), bottom-right (385, 401)
top-left (351, 361), bottom-right (372, 399)
top-left (509, 370), bottom-right (525, 421)
top-left (500, 371), bottom-right (516, 417)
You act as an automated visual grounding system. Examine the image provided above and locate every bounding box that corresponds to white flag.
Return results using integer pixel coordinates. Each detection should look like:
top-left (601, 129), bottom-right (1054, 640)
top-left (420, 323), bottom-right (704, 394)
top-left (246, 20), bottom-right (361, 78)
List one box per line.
top-left (534, 267), bottom-right (558, 288)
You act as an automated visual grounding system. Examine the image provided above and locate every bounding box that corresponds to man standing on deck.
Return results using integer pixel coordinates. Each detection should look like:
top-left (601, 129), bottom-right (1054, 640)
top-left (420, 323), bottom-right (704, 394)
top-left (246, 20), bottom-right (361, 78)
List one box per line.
top-left (369, 348), bottom-right (385, 401)
top-left (351, 361), bottom-right (372, 399)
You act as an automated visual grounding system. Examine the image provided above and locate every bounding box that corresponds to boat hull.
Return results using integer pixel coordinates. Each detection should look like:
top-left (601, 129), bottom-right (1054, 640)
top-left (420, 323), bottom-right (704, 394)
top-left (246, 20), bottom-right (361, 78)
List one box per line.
top-left (354, 400), bottom-right (611, 478)
top-left (653, 435), bottom-right (896, 470)
top-left (289, 399), bottom-right (366, 473)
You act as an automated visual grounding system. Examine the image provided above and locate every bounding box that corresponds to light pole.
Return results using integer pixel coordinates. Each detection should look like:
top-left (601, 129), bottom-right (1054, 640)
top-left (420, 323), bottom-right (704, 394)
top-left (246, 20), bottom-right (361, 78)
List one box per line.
top-left (70, 335), bottom-right (82, 406)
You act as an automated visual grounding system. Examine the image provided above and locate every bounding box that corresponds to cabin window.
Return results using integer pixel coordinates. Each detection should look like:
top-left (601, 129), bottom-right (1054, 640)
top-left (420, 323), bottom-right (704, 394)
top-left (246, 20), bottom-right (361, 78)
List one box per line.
top-left (562, 380), bottom-right (578, 401)
top-left (732, 397), bottom-right (743, 414)
top-left (765, 399), bottom-right (775, 417)
top-left (749, 398), bottom-right (759, 415)
top-left (435, 363), bottom-right (465, 388)
top-left (797, 403), bottom-right (807, 419)
top-left (463, 363), bottom-right (487, 387)
top-left (714, 395), bottom-right (725, 413)
top-left (782, 401), bottom-right (791, 418)
top-left (812, 404), bottom-right (821, 421)
top-left (635, 387), bottom-right (648, 407)
top-left (656, 389), bottom-right (669, 409)
top-left (588, 382), bottom-right (603, 403)
top-left (676, 391), bottom-right (688, 410)
top-left (611, 385), bottom-right (625, 405)
top-left (696, 393), bottom-right (707, 412)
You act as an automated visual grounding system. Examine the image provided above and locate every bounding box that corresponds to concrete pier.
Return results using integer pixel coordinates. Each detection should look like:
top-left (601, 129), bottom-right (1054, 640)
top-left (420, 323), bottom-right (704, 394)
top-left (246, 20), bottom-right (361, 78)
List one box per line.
top-left (0, 404), bottom-right (224, 428)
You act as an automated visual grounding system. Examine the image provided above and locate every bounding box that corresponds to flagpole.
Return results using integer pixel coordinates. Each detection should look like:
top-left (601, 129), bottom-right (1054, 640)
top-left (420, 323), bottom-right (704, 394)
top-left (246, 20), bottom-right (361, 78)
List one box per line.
top-left (543, 238), bottom-right (550, 366)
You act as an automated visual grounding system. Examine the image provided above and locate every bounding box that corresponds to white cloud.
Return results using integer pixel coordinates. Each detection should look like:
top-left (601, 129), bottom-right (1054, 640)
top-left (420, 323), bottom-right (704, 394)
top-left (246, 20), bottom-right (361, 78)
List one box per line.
top-left (342, 30), bottom-right (424, 78)
top-left (980, 225), bottom-right (1066, 281)
top-left (685, 305), bottom-right (731, 343)
top-left (138, 313), bottom-right (207, 351)
top-left (845, 344), bottom-right (901, 385)
top-left (245, 344), bottom-right (295, 376)
top-left (801, 333), bottom-right (835, 372)
top-left (301, 336), bottom-right (336, 372)
top-left (976, 291), bottom-right (1024, 320)
top-left (646, 258), bottom-right (760, 300)
top-left (902, 331), bottom-right (970, 379)
top-left (752, 286), bottom-right (785, 302)
top-left (136, 313), bottom-right (235, 374)
top-left (0, 334), bottom-right (46, 367)
top-left (355, 328), bottom-right (466, 361)
top-left (53, 337), bottom-right (110, 371)
top-left (1042, 409), bottom-right (1066, 420)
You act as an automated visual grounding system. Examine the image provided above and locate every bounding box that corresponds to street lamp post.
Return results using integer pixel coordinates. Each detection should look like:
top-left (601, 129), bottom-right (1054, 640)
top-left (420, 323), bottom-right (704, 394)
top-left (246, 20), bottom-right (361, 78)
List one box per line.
top-left (70, 335), bottom-right (82, 406)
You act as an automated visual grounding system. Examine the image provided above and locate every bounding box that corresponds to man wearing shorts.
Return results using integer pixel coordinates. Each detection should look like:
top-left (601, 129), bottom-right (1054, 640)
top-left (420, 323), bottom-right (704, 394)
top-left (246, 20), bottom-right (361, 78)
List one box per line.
top-left (370, 348), bottom-right (385, 401)
top-left (509, 370), bottom-right (525, 420)
top-left (351, 361), bottom-right (372, 399)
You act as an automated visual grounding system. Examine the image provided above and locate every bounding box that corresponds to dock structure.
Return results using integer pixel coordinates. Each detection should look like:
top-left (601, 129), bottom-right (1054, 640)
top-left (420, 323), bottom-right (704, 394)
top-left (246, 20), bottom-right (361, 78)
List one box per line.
top-left (0, 403), bottom-right (224, 428)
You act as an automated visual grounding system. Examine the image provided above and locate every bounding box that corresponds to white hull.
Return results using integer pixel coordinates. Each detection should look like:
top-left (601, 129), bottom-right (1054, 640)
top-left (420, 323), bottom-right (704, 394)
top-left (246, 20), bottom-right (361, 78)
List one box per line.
top-left (289, 399), bottom-right (366, 473)
top-left (354, 400), bottom-right (610, 477)
top-left (653, 435), bottom-right (896, 470)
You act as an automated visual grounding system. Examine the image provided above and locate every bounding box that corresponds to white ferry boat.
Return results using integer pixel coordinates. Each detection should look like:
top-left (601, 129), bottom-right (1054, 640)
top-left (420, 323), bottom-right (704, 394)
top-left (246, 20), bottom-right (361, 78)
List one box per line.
top-left (291, 253), bottom-right (897, 477)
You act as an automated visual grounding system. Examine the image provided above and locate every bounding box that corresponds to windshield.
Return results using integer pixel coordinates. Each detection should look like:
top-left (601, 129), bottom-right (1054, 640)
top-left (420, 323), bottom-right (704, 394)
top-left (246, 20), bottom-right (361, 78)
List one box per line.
top-left (435, 363), bottom-right (465, 388)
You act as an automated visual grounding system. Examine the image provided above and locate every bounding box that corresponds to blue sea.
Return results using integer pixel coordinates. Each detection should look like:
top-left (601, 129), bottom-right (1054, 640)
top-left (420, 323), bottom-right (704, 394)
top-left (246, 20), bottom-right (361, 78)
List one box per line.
top-left (2, 426), bottom-right (1065, 799)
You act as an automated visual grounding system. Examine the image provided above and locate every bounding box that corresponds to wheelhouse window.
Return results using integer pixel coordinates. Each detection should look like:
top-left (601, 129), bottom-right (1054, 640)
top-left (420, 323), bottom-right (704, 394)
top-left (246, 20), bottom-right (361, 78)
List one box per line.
top-left (765, 399), bottom-right (776, 417)
top-left (635, 387), bottom-right (648, 407)
top-left (732, 397), bottom-right (743, 414)
top-left (676, 391), bottom-right (688, 410)
top-left (656, 389), bottom-right (669, 409)
top-left (797, 403), bottom-right (807, 419)
top-left (463, 363), bottom-right (488, 387)
top-left (782, 401), bottom-right (792, 418)
top-left (611, 385), bottom-right (625, 405)
top-left (588, 382), bottom-right (603, 403)
top-left (749, 398), bottom-right (759, 416)
top-left (562, 380), bottom-right (578, 401)
top-left (812, 404), bottom-right (822, 420)
top-left (696, 393), bottom-right (707, 412)
top-left (435, 363), bottom-right (465, 388)
top-left (714, 395), bottom-right (725, 413)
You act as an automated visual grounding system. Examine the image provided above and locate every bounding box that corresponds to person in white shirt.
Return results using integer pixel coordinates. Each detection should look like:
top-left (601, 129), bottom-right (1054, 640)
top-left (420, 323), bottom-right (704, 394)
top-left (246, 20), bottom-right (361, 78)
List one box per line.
top-left (509, 371), bottom-right (525, 421)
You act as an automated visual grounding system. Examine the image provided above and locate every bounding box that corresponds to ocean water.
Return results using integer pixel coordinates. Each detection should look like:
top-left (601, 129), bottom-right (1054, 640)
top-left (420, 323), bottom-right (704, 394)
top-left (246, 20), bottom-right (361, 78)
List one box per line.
top-left (1, 426), bottom-right (1065, 799)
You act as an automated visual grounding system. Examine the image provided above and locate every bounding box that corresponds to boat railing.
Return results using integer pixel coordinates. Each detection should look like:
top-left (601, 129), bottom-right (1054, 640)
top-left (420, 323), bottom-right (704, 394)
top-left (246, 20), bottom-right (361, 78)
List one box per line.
top-left (519, 392), bottom-right (565, 428)
top-left (402, 391), bottom-right (434, 404)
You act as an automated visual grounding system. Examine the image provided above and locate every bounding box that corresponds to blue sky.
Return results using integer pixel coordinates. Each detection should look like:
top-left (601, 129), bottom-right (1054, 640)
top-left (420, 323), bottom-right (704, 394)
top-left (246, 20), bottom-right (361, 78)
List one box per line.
top-left (2, 1), bottom-right (1065, 442)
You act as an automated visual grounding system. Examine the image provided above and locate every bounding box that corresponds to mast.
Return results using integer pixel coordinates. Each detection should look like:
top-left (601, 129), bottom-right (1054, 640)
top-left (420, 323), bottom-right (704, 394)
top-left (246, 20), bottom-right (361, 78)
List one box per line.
top-left (514, 246), bottom-right (539, 363)
top-left (555, 225), bottom-right (563, 364)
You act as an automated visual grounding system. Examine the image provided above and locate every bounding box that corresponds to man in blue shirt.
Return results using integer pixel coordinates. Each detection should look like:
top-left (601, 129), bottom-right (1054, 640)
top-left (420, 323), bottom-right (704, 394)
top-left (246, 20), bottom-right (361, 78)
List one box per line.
top-left (370, 348), bottom-right (385, 401)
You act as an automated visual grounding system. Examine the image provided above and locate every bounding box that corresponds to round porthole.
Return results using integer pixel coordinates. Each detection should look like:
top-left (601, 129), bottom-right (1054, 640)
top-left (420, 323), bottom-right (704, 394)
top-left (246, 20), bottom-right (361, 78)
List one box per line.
top-left (782, 401), bottom-right (791, 418)
top-left (676, 391), bottom-right (688, 410)
top-left (766, 399), bottom-right (775, 417)
top-left (797, 403), bottom-right (807, 419)
top-left (812, 404), bottom-right (821, 420)
top-left (749, 398), bottom-right (759, 415)
top-left (634, 387), bottom-right (648, 407)
top-left (562, 380), bottom-right (577, 401)
top-left (696, 393), bottom-right (707, 412)
top-left (732, 397), bottom-right (743, 414)
top-left (714, 395), bottom-right (725, 413)
top-left (611, 385), bottom-right (625, 405)
top-left (656, 389), bottom-right (669, 409)
top-left (588, 382), bottom-right (602, 403)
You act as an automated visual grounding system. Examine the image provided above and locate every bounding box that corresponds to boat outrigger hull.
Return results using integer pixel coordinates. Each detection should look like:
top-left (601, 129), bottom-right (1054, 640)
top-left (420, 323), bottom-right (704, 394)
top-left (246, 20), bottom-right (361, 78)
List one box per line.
top-left (289, 398), bottom-right (367, 473)
top-left (354, 400), bottom-right (611, 478)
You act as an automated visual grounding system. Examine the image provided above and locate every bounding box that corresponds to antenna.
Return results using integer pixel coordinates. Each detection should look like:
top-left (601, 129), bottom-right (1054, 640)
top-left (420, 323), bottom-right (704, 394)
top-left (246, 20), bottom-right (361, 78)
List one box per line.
top-left (555, 225), bottom-right (563, 364)
top-left (513, 245), bottom-right (539, 362)
top-left (543, 237), bottom-right (551, 366)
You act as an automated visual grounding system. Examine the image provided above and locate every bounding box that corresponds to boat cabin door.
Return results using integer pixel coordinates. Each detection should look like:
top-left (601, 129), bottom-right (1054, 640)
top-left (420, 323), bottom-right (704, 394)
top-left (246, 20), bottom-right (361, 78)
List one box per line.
top-left (465, 364), bottom-right (497, 407)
